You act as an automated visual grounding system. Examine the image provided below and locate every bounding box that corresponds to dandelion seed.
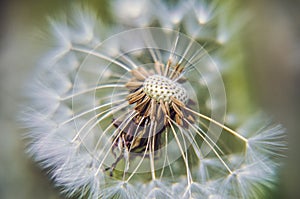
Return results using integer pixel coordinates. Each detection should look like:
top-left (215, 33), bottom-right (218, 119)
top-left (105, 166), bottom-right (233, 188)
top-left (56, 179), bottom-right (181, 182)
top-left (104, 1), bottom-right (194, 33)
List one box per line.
top-left (20, 2), bottom-right (286, 199)
top-left (112, 0), bottom-right (153, 27)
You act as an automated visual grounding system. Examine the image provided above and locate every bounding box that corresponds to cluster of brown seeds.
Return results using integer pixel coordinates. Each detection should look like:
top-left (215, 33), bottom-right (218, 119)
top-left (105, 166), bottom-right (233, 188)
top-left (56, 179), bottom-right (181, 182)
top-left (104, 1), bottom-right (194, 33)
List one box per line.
top-left (125, 60), bottom-right (195, 127)
top-left (107, 60), bottom-right (196, 176)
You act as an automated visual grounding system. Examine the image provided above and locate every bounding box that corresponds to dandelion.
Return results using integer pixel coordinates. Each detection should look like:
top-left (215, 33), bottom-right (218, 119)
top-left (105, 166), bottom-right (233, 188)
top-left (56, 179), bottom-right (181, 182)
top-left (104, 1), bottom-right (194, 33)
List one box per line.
top-left (20, 1), bottom-right (286, 199)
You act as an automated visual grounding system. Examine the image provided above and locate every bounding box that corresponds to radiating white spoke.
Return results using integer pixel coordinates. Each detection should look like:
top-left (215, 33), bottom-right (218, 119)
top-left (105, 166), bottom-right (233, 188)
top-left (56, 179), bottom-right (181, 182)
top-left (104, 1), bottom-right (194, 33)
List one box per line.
top-left (169, 119), bottom-right (203, 160)
top-left (60, 99), bottom-right (126, 126)
top-left (194, 123), bottom-right (224, 155)
top-left (119, 52), bottom-right (139, 69)
top-left (71, 102), bottom-right (128, 143)
top-left (93, 110), bottom-right (132, 154)
top-left (178, 39), bottom-right (194, 65)
top-left (148, 121), bottom-right (157, 180)
top-left (125, 120), bottom-right (152, 183)
top-left (71, 46), bottom-right (132, 71)
top-left (168, 119), bottom-right (193, 195)
top-left (184, 107), bottom-right (248, 143)
top-left (60, 84), bottom-right (126, 101)
top-left (169, 31), bottom-right (180, 62)
top-left (159, 128), bottom-right (173, 180)
top-left (184, 118), bottom-right (233, 174)
top-left (94, 111), bottom-right (138, 176)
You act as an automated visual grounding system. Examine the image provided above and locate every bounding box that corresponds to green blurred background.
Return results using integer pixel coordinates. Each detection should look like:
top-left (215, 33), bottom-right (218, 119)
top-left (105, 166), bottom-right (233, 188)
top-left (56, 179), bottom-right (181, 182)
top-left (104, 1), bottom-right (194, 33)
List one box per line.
top-left (0, 0), bottom-right (299, 198)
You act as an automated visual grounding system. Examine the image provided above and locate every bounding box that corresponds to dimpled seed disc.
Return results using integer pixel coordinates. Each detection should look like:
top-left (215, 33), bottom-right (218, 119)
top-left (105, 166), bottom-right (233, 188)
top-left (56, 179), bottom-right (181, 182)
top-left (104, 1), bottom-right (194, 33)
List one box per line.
top-left (143, 74), bottom-right (188, 104)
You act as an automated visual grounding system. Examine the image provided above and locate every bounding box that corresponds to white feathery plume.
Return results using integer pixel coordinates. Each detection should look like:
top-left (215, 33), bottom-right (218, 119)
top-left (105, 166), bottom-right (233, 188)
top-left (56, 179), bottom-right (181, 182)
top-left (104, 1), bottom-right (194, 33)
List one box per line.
top-left (112, 0), bottom-right (153, 27)
top-left (20, 2), bottom-right (286, 199)
top-left (152, 0), bottom-right (192, 29)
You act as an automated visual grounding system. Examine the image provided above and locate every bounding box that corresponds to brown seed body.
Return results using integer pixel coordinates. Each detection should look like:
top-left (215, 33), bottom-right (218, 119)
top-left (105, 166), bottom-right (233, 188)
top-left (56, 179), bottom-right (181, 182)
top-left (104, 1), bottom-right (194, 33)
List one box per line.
top-left (107, 62), bottom-right (195, 175)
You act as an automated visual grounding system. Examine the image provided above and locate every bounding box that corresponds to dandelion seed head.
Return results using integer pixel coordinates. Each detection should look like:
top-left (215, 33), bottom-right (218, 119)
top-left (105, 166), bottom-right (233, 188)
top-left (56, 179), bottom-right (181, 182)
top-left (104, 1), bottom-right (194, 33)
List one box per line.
top-left (20, 1), bottom-right (287, 198)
